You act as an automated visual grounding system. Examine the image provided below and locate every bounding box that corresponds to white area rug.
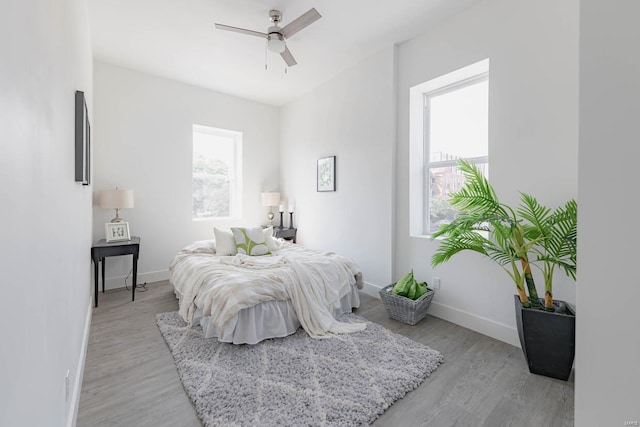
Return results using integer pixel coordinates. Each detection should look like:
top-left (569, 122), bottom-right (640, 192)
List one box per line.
top-left (156, 312), bottom-right (443, 426)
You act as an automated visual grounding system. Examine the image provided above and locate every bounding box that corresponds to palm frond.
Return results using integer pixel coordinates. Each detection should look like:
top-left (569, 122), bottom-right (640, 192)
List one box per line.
top-left (431, 213), bottom-right (492, 239)
top-left (547, 199), bottom-right (578, 273)
top-left (518, 192), bottom-right (552, 248)
top-left (518, 193), bottom-right (552, 229)
top-left (433, 215), bottom-right (524, 268)
top-left (485, 248), bottom-right (518, 266)
top-left (449, 160), bottom-right (510, 218)
top-left (519, 195), bottom-right (577, 292)
top-left (431, 230), bottom-right (491, 266)
top-left (535, 255), bottom-right (577, 280)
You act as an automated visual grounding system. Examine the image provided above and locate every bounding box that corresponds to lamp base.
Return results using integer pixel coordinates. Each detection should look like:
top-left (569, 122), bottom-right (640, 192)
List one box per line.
top-left (267, 211), bottom-right (275, 226)
top-left (110, 209), bottom-right (124, 223)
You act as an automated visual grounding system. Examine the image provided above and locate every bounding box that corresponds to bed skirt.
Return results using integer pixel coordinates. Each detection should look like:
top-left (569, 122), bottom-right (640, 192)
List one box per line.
top-left (175, 284), bottom-right (360, 345)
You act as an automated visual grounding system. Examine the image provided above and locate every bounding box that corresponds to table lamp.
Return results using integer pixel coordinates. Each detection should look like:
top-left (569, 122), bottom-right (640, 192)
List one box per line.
top-left (99, 188), bottom-right (134, 222)
top-left (261, 192), bottom-right (280, 226)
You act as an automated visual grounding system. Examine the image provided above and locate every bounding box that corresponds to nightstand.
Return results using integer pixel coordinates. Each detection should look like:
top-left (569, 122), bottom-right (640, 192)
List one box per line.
top-left (91, 237), bottom-right (140, 307)
top-left (274, 227), bottom-right (297, 243)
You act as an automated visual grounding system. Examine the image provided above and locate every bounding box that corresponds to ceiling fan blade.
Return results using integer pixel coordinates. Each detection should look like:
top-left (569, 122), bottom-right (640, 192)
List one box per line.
top-left (280, 46), bottom-right (297, 67)
top-left (280, 8), bottom-right (321, 39)
top-left (215, 23), bottom-right (267, 39)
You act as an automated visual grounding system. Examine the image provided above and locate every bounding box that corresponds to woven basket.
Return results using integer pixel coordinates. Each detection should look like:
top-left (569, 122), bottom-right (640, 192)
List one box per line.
top-left (379, 284), bottom-right (435, 325)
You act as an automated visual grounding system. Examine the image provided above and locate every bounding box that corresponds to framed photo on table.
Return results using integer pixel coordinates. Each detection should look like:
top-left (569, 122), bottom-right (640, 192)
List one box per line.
top-left (105, 222), bottom-right (131, 242)
top-left (317, 156), bottom-right (336, 192)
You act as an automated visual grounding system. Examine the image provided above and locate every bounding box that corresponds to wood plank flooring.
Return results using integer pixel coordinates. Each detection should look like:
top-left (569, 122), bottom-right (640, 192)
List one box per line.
top-left (77, 281), bottom-right (574, 426)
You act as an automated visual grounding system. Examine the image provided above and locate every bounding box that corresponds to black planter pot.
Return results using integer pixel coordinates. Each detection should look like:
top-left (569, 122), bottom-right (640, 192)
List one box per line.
top-left (514, 295), bottom-right (576, 381)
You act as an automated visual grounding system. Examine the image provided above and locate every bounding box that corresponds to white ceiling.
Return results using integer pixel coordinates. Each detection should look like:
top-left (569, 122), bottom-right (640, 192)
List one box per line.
top-left (88, 0), bottom-right (480, 106)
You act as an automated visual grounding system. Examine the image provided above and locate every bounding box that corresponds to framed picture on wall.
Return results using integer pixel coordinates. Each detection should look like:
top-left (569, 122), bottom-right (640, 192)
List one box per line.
top-left (317, 156), bottom-right (336, 192)
top-left (75, 90), bottom-right (90, 185)
top-left (105, 222), bottom-right (131, 242)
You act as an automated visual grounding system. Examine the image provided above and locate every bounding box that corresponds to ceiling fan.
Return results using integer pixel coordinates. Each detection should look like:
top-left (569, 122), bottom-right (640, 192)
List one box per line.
top-left (215, 8), bottom-right (322, 67)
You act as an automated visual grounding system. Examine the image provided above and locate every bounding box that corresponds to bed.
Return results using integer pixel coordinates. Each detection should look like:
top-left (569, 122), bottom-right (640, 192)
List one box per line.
top-left (169, 232), bottom-right (363, 344)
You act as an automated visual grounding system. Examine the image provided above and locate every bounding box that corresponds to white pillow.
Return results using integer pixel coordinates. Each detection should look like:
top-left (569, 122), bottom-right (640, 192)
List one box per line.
top-left (231, 226), bottom-right (270, 256)
top-left (213, 227), bottom-right (237, 256)
top-left (262, 226), bottom-right (279, 252)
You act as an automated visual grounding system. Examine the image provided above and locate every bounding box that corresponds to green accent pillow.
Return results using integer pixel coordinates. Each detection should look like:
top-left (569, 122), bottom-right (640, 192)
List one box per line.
top-left (231, 227), bottom-right (271, 256)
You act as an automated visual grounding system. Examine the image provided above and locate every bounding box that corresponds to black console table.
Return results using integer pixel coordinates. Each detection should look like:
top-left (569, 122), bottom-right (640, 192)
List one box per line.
top-left (91, 237), bottom-right (140, 307)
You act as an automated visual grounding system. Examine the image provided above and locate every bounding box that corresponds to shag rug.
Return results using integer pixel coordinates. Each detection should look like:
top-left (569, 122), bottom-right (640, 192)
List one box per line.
top-left (156, 312), bottom-right (442, 426)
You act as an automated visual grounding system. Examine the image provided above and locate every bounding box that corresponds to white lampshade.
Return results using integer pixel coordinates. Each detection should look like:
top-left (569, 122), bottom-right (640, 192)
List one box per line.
top-left (267, 34), bottom-right (286, 54)
top-left (99, 188), bottom-right (134, 222)
top-left (99, 189), bottom-right (134, 208)
top-left (261, 192), bottom-right (280, 207)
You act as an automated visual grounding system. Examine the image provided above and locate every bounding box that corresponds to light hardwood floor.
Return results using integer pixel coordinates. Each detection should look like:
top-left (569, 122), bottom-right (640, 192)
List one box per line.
top-left (77, 281), bottom-right (574, 426)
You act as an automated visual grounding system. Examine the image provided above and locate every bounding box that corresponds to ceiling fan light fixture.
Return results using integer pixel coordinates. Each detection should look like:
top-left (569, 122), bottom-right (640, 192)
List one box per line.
top-left (216, 8), bottom-right (321, 67)
top-left (267, 33), bottom-right (286, 53)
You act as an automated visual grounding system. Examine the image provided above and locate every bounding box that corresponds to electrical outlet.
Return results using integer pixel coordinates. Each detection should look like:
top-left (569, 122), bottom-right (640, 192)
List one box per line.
top-left (433, 277), bottom-right (441, 290)
top-left (65, 370), bottom-right (70, 401)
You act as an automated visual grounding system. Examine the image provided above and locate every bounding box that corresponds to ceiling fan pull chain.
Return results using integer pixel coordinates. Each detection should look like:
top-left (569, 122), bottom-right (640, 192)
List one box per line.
top-left (264, 40), bottom-right (268, 70)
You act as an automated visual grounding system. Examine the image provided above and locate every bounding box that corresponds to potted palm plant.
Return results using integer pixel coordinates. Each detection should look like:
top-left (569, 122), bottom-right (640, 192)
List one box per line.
top-left (518, 194), bottom-right (577, 310)
top-left (431, 160), bottom-right (577, 380)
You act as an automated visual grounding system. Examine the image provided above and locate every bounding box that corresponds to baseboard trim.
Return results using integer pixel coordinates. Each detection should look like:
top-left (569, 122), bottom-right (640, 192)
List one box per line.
top-left (360, 282), bottom-right (520, 347)
top-left (361, 281), bottom-right (383, 298)
top-left (427, 301), bottom-right (520, 348)
top-left (103, 270), bottom-right (169, 291)
top-left (67, 297), bottom-right (92, 427)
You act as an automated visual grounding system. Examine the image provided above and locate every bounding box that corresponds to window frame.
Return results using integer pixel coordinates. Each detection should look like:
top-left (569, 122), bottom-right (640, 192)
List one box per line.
top-left (408, 58), bottom-right (490, 237)
top-left (423, 73), bottom-right (489, 234)
top-left (192, 124), bottom-right (243, 221)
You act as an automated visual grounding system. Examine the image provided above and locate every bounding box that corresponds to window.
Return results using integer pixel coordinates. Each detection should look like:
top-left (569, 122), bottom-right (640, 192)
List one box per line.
top-left (192, 125), bottom-right (242, 220)
top-left (409, 59), bottom-right (489, 236)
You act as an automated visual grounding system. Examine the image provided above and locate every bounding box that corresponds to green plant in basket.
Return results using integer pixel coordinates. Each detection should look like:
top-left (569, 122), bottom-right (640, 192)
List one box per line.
top-left (392, 270), bottom-right (429, 300)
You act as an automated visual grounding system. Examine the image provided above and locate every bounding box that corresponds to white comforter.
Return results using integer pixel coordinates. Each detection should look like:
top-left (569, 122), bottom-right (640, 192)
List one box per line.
top-left (169, 241), bottom-right (364, 338)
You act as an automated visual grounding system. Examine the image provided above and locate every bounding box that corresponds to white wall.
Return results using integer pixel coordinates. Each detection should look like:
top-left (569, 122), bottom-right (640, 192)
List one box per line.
top-left (93, 63), bottom-right (280, 287)
top-left (0, 1), bottom-right (93, 426)
top-left (575, 0), bottom-right (640, 424)
top-left (395, 0), bottom-right (579, 345)
top-left (279, 47), bottom-right (396, 290)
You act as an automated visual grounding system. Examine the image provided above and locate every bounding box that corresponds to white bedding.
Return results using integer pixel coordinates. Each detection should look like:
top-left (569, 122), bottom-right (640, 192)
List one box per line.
top-left (169, 240), bottom-right (364, 341)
